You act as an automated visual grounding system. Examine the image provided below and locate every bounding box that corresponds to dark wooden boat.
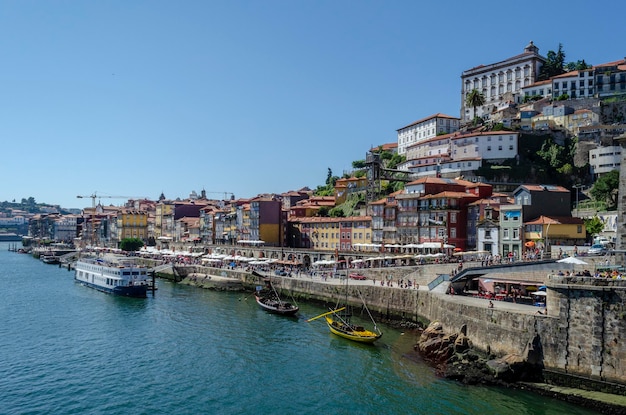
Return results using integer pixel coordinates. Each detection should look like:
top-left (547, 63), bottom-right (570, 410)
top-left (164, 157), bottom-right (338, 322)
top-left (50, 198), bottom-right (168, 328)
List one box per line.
top-left (254, 292), bottom-right (299, 316)
top-left (253, 275), bottom-right (299, 316)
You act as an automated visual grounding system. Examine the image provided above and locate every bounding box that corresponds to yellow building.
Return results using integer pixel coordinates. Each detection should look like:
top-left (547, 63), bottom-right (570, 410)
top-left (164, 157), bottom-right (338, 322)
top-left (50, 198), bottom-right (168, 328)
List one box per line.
top-left (155, 201), bottom-right (174, 239)
top-left (524, 215), bottom-right (586, 247)
top-left (117, 209), bottom-right (148, 241)
top-left (334, 176), bottom-right (368, 205)
top-left (291, 216), bottom-right (372, 252)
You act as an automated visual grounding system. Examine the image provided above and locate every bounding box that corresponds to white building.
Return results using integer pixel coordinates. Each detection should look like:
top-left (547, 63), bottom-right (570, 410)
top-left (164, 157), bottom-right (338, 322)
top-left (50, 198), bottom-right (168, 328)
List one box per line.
top-left (405, 157), bottom-right (483, 178)
top-left (400, 131), bottom-right (519, 177)
top-left (461, 41), bottom-right (545, 123)
top-left (499, 204), bottom-right (523, 259)
top-left (452, 131), bottom-right (518, 162)
top-left (404, 134), bottom-right (452, 161)
top-left (477, 218), bottom-right (500, 257)
top-left (0, 216), bottom-right (27, 226)
top-left (396, 113), bottom-right (460, 156)
top-left (521, 79), bottom-right (552, 100)
top-left (53, 215), bottom-right (78, 242)
top-left (594, 59), bottom-right (626, 98)
top-left (590, 145), bottom-right (621, 176)
top-left (551, 69), bottom-right (595, 99)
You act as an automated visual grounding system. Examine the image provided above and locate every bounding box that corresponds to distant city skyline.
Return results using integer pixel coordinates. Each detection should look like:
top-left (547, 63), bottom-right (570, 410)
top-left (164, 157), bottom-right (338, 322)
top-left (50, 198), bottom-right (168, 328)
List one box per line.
top-left (2, 1), bottom-right (625, 209)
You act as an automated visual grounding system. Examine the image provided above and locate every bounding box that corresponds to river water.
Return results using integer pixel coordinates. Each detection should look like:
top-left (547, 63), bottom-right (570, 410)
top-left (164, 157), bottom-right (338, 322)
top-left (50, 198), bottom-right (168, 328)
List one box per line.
top-left (0, 242), bottom-right (601, 415)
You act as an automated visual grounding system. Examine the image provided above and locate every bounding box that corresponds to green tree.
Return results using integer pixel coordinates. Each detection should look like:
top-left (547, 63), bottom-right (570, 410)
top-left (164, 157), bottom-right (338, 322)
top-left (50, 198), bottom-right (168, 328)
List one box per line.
top-left (387, 153), bottom-right (405, 170)
top-left (314, 185), bottom-right (334, 196)
top-left (314, 168), bottom-right (340, 196)
top-left (380, 150), bottom-right (393, 161)
top-left (590, 170), bottom-right (619, 209)
top-left (537, 139), bottom-right (566, 169)
top-left (538, 43), bottom-right (566, 80)
top-left (329, 207), bottom-right (345, 217)
top-left (584, 216), bottom-right (605, 239)
top-left (119, 238), bottom-right (144, 252)
top-left (316, 206), bottom-right (330, 217)
top-left (565, 59), bottom-right (591, 72)
top-left (557, 163), bottom-right (573, 175)
top-left (352, 160), bottom-right (366, 169)
top-left (465, 89), bottom-right (485, 124)
top-left (325, 168), bottom-right (334, 186)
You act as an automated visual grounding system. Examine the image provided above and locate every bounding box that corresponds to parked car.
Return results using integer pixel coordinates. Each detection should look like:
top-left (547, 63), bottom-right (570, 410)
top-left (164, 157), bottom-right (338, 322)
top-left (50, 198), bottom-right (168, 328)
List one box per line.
top-left (274, 269), bottom-right (288, 276)
top-left (587, 244), bottom-right (608, 256)
top-left (593, 236), bottom-right (612, 247)
top-left (349, 272), bottom-right (367, 280)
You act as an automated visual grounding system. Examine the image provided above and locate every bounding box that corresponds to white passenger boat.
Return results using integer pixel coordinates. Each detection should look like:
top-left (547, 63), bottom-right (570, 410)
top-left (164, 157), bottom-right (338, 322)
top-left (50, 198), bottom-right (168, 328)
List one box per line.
top-left (74, 255), bottom-right (152, 298)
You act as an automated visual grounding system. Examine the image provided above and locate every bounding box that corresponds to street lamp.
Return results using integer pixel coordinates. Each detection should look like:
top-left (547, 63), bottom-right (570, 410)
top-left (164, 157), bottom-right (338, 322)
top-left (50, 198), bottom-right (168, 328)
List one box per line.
top-left (545, 222), bottom-right (551, 259)
top-left (573, 184), bottom-right (584, 216)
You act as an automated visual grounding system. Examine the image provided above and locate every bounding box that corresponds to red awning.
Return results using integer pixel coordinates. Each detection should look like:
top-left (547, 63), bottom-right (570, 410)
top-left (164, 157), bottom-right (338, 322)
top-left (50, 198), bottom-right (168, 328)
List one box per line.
top-left (479, 278), bottom-right (542, 293)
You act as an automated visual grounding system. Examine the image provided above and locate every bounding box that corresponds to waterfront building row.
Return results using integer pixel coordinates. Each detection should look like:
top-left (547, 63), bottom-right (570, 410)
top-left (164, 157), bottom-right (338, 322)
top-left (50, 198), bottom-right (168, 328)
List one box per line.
top-left (25, 174), bottom-right (587, 261)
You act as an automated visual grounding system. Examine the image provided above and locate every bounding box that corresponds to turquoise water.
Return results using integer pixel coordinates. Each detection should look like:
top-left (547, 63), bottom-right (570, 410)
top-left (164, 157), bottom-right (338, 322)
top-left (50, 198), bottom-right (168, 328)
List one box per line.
top-left (0, 243), bottom-right (601, 415)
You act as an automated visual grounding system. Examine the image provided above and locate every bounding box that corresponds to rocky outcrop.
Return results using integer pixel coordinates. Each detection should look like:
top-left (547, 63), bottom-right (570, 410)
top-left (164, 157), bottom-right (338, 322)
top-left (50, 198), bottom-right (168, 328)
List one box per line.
top-left (417, 321), bottom-right (544, 385)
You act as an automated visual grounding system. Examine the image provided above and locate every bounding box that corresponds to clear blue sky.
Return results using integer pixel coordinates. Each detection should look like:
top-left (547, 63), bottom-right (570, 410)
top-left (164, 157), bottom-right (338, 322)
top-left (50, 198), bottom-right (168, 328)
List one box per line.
top-left (2, 1), bottom-right (624, 209)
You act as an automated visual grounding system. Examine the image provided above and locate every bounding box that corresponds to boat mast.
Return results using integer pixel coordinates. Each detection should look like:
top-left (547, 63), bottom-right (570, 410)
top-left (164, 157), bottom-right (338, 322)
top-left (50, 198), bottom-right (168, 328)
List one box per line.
top-left (269, 277), bottom-right (284, 306)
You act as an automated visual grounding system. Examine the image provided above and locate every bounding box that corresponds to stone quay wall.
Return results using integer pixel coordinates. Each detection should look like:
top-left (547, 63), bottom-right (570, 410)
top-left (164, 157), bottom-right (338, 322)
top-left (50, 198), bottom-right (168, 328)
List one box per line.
top-left (239, 271), bottom-right (540, 355)
top-left (156, 262), bottom-right (626, 388)
top-left (544, 276), bottom-right (626, 386)
top-left (258, 272), bottom-right (626, 388)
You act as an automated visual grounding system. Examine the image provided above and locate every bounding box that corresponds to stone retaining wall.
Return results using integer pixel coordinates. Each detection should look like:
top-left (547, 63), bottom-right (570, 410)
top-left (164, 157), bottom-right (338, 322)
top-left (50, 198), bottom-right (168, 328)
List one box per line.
top-left (156, 263), bottom-right (626, 388)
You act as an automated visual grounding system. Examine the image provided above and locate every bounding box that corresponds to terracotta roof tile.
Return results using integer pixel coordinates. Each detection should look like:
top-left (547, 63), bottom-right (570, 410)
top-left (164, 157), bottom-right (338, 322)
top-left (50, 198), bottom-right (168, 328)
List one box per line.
top-left (397, 113), bottom-right (460, 131)
top-left (524, 215), bottom-right (584, 225)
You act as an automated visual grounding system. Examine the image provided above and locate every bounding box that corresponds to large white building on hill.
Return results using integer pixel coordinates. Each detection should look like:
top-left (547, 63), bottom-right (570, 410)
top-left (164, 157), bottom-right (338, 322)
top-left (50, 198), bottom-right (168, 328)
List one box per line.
top-left (399, 130), bottom-right (519, 178)
top-left (460, 41), bottom-right (545, 123)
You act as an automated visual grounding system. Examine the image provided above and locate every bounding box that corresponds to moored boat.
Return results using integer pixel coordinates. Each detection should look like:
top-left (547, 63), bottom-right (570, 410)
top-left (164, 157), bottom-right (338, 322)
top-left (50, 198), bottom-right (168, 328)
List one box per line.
top-left (41, 255), bottom-right (61, 265)
top-left (253, 277), bottom-right (299, 316)
top-left (254, 292), bottom-right (299, 315)
top-left (74, 255), bottom-right (152, 298)
top-left (307, 273), bottom-right (382, 343)
top-left (0, 232), bottom-right (22, 242)
top-left (325, 310), bottom-right (382, 343)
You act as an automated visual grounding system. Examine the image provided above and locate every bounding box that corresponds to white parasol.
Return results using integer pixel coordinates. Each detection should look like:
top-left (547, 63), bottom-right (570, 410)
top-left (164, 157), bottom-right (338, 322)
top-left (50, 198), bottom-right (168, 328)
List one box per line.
top-left (556, 256), bottom-right (588, 265)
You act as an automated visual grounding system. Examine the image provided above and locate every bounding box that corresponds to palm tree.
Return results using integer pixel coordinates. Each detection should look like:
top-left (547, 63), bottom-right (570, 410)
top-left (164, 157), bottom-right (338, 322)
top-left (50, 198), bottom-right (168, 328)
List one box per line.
top-left (465, 89), bottom-right (485, 124)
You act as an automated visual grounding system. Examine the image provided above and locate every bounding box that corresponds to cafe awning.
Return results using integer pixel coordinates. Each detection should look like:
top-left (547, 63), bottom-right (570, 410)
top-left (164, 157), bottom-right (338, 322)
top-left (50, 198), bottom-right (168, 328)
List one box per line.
top-left (478, 277), bottom-right (543, 293)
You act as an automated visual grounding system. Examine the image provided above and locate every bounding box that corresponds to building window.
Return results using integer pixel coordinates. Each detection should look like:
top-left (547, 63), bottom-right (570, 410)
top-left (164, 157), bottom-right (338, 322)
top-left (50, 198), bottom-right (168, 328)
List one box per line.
top-left (503, 229), bottom-right (509, 239)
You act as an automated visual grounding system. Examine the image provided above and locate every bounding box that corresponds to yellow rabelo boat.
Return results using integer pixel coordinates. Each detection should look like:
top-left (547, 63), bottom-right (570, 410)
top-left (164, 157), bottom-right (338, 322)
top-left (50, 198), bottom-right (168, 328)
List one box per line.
top-left (307, 305), bottom-right (383, 344)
